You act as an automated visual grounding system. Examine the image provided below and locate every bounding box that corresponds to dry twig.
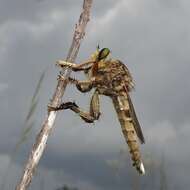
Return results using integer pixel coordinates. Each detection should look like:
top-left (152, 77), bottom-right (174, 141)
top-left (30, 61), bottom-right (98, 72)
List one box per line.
top-left (15, 1), bottom-right (93, 189)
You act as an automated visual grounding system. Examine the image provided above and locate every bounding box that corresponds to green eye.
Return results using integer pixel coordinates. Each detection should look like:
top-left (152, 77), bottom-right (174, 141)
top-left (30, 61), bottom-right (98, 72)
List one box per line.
top-left (98, 48), bottom-right (110, 61)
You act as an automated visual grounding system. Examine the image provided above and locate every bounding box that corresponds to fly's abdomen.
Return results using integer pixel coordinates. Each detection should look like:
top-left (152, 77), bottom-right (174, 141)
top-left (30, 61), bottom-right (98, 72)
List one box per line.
top-left (112, 94), bottom-right (145, 175)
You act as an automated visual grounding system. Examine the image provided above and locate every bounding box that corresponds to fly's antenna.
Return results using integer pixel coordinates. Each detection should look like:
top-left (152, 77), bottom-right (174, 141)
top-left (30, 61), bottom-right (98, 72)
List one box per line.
top-left (96, 44), bottom-right (100, 51)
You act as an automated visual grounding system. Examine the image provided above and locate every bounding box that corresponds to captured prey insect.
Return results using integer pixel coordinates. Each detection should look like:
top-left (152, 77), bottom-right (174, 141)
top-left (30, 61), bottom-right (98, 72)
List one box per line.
top-left (48, 47), bottom-right (145, 175)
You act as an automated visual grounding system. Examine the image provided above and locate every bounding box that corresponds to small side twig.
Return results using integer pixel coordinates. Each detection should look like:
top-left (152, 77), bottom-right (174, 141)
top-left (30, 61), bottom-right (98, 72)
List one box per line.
top-left (15, 1), bottom-right (93, 190)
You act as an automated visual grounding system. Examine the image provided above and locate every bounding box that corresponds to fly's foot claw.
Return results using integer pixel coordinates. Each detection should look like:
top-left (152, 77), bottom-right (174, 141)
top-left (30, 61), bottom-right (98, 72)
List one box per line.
top-left (56, 60), bottom-right (74, 68)
top-left (47, 103), bottom-right (58, 112)
top-left (57, 74), bottom-right (66, 81)
top-left (57, 75), bottom-right (77, 84)
top-left (68, 77), bottom-right (78, 84)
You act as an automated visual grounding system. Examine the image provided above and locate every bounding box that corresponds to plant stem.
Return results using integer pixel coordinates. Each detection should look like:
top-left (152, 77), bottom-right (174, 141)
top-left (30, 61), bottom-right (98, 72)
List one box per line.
top-left (15, 1), bottom-right (93, 189)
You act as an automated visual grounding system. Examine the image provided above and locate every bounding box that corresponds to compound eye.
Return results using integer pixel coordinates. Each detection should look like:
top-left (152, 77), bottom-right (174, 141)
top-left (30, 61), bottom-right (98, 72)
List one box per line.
top-left (98, 48), bottom-right (110, 61)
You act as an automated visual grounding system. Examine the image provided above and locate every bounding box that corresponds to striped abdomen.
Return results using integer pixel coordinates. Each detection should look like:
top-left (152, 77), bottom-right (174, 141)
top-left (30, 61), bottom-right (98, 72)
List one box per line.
top-left (112, 93), bottom-right (145, 175)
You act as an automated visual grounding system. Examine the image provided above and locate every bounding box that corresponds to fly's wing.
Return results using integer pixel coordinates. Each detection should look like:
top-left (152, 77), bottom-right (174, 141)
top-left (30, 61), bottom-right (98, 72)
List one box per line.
top-left (127, 94), bottom-right (145, 144)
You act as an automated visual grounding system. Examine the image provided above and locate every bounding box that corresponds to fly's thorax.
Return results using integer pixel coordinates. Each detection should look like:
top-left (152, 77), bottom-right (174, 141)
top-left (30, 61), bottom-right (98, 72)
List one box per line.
top-left (90, 59), bottom-right (135, 93)
top-left (98, 60), bottom-right (109, 69)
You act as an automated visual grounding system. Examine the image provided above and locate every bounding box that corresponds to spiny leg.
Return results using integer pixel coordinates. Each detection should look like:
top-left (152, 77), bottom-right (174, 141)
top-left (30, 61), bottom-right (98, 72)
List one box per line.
top-left (75, 79), bottom-right (95, 92)
top-left (48, 90), bottom-right (100, 123)
top-left (56, 60), bottom-right (94, 71)
top-left (89, 89), bottom-right (101, 120)
top-left (70, 89), bottom-right (100, 123)
top-left (58, 76), bottom-right (95, 93)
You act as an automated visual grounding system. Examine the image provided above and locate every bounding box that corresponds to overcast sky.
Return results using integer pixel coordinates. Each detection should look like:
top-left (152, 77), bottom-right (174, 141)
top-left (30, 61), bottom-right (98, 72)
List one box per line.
top-left (0, 0), bottom-right (190, 189)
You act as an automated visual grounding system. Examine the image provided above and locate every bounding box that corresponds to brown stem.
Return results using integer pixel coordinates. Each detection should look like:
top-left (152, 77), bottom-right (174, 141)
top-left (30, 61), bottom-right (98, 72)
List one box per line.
top-left (15, 1), bottom-right (93, 189)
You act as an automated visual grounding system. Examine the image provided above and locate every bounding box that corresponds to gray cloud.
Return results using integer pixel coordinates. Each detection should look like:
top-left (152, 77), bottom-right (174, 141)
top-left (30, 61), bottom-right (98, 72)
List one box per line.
top-left (0, 0), bottom-right (190, 189)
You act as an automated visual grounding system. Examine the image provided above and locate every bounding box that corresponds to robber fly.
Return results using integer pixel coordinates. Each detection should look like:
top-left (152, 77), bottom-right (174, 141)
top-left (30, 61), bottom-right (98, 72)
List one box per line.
top-left (49, 47), bottom-right (145, 175)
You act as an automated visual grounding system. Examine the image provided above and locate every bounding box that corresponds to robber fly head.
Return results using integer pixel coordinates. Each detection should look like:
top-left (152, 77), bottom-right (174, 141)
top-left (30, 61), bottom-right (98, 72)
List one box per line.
top-left (90, 46), bottom-right (111, 62)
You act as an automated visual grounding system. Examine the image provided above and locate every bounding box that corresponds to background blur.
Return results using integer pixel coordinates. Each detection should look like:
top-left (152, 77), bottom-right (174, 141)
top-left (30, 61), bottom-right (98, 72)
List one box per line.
top-left (0, 0), bottom-right (189, 189)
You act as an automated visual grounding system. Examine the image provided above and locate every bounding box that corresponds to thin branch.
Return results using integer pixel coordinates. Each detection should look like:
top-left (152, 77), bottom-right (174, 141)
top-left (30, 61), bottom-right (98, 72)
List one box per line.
top-left (15, 1), bottom-right (93, 189)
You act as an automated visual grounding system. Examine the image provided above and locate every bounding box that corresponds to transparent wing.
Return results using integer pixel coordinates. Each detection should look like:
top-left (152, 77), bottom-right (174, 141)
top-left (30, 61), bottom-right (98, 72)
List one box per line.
top-left (127, 94), bottom-right (145, 144)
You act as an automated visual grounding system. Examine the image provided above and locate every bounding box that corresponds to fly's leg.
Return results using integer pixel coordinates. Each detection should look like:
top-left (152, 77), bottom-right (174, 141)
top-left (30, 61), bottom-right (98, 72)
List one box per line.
top-left (71, 89), bottom-right (100, 123)
top-left (58, 76), bottom-right (96, 92)
top-left (75, 79), bottom-right (94, 92)
top-left (89, 90), bottom-right (101, 120)
top-left (56, 60), bottom-right (94, 71)
top-left (48, 90), bottom-right (100, 123)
